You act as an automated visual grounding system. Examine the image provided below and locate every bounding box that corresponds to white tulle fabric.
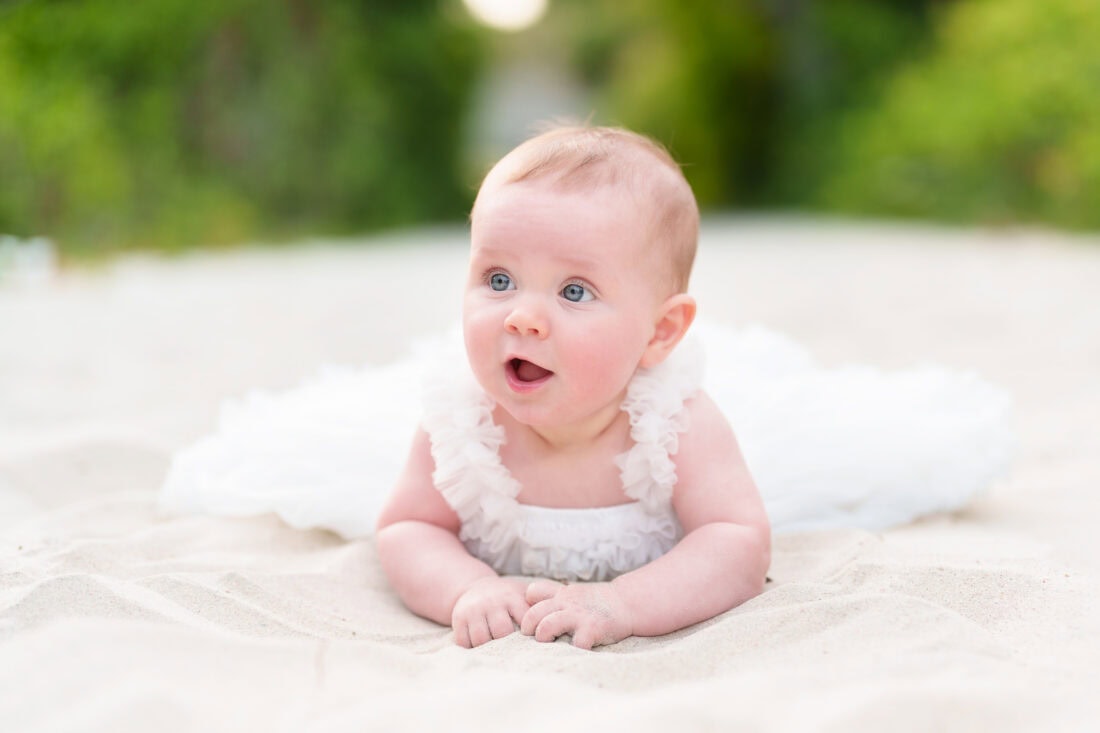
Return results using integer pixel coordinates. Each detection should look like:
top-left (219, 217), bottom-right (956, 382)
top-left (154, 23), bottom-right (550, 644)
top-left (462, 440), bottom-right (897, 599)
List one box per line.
top-left (161, 321), bottom-right (1014, 577)
top-left (419, 336), bottom-right (701, 582)
top-left (693, 323), bottom-right (1013, 532)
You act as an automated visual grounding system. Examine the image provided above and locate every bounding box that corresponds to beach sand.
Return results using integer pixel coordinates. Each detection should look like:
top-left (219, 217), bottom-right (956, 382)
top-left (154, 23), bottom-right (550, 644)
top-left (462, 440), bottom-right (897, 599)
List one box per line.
top-left (2, 218), bottom-right (1098, 731)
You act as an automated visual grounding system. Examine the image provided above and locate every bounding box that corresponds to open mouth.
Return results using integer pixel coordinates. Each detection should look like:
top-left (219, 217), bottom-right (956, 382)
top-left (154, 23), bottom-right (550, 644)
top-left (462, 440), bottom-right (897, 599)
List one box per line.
top-left (507, 358), bottom-right (554, 384)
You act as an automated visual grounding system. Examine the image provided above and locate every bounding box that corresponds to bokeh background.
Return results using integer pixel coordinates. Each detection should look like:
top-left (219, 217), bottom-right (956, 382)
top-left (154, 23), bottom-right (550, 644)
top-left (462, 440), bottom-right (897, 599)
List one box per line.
top-left (2, 0), bottom-right (1098, 259)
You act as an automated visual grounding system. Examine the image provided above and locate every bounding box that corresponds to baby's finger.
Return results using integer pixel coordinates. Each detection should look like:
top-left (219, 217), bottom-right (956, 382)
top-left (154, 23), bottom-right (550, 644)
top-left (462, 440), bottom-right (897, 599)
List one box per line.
top-left (506, 594), bottom-right (531, 627)
top-left (487, 607), bottom-right (517, 640)
top-left (571, 625), bottom-right (599, 651)
top-left (520, 599), bottom-right (554, 636)
top-left (534, 610), bottom-right (575, 644)
top-left (467, 616), bottom-right (493, 648)
top-left (525, 579), bottom-right (563, 605)
top-left (454, 621), bottom-right (473, 649)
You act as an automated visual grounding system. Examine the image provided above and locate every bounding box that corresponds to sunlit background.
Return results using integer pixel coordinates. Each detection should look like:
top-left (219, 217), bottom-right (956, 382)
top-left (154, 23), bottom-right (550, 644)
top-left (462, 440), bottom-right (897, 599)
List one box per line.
top-left (1, 0), bottom-right (1098, 259)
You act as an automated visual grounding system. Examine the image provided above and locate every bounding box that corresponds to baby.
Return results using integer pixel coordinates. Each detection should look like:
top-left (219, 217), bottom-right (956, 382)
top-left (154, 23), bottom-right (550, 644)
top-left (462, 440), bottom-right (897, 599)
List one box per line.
top-left (375, 126), bottom-right (771, 649)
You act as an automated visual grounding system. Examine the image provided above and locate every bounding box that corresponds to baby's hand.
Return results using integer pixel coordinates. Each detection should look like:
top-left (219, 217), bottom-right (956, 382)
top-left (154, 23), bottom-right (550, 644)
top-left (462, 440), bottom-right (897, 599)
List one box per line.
top-left (520, 579), bottom-right (633, 650)
top-left (451, 576), bottom-right (530, 648)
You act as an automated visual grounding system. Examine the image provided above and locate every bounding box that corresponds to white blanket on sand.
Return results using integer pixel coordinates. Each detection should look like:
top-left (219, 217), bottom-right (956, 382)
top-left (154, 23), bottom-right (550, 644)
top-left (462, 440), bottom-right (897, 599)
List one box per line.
top-left (2, 220), bottom-right (1098, 731)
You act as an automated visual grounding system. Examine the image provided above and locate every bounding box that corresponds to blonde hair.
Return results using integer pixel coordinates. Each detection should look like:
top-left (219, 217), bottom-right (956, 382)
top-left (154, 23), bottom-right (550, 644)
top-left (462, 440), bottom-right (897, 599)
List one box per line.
top-left (472, 126), bottom-right (699, 293)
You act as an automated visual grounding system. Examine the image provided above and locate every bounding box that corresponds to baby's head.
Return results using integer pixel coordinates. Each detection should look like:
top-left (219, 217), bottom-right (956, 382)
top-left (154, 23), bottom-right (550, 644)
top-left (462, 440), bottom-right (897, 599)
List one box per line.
top-left (463, 126), bottom-right (700, 432)
top-left (471, 126), bottom-right (699, 296)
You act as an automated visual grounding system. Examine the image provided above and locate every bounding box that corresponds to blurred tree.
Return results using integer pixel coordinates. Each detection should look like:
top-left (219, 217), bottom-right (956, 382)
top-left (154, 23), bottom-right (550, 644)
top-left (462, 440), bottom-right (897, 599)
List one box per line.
top-left (818, 0), bottom-right (1100, 229)
top-left (7, 0), bottom-right (1097, 251)
top-left (765, 0), bottom-right (935, 203)
top-left (0, 0), bottom-right (483, 255)
top-left (551, 0), bottom-right (778, 207)
top-left (546, 0), bottom-right (934, 210)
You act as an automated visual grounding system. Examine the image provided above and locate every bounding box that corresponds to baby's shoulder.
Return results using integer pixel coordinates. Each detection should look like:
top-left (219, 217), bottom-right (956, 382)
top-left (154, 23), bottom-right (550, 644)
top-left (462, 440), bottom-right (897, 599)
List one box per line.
top-left (672, 389), bottom-right (764, 528)
top-left (674, 389), bottom-right (741, 476)
top-left (683, 389), bottom-right (734, 435)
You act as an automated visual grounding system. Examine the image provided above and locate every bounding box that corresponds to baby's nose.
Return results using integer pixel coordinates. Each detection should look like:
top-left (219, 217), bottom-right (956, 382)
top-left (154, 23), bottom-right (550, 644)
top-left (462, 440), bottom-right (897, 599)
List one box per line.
top-left (504, 301), bottom-right (549, 338)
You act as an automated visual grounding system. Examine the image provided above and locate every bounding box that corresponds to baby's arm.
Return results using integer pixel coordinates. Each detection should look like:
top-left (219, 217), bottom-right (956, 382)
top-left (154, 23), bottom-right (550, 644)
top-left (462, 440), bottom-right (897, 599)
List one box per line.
top-left (375, 428), bottom-right (530, 647)
top-left (522, 392), bottom-right (771, 648)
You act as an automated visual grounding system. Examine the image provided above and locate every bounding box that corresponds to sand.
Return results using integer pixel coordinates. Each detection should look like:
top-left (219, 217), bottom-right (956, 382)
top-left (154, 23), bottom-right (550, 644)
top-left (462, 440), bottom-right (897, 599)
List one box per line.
top-left (2, 218), bottom-right (1098, 731)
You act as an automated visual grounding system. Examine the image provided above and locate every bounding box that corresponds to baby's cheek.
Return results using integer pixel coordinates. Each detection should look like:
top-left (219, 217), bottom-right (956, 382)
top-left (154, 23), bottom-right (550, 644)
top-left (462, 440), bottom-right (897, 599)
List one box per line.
top-left (463, 317), bottom-right (499, 374)
top-left (576, 346), bottom-right (638, 399)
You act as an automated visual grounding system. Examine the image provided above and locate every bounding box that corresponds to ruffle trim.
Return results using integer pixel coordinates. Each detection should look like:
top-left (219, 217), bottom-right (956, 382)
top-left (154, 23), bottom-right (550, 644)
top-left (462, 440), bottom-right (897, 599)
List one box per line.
top-left (616, 336), bottom-right (704, 512)
top-left (421, 333), bottom-right (702, 579)
top-left (419, 335), bottom-right (522, 559)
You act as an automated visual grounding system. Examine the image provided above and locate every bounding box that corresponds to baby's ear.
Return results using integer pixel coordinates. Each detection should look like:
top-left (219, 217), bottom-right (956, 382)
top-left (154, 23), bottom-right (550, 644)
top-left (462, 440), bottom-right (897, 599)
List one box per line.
top-left (640, 293), bottom-right (696, 368)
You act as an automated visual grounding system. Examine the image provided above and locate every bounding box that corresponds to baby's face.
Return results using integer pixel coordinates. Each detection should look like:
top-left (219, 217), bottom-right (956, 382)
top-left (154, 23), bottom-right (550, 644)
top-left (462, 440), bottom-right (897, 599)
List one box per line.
top-left (463, 181), bottom-right (667, 434)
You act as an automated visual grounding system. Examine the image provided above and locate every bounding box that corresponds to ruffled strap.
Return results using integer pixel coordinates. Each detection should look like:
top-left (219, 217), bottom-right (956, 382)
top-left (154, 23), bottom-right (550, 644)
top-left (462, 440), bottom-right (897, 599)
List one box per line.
top-left (419, 334), bottom-right (522, 556)
top-left (615, 336), bottom-right (704, 512)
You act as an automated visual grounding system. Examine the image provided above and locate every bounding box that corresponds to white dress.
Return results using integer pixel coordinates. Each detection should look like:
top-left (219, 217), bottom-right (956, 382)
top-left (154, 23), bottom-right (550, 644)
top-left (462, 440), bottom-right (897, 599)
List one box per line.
top-left (160, 322), bottom-right (1013, 579)
top-left (420, 333), bottom-right (700, 582)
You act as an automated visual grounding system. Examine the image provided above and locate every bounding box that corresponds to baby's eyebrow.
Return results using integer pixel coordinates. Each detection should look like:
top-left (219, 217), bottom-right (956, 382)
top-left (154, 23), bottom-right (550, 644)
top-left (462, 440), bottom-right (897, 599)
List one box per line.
top-left (554, 252), bottom-right (604, 273)
top-left (468, 245), bottom-right (509, 263)
top-left (472, 245), bottom-right (604, 275)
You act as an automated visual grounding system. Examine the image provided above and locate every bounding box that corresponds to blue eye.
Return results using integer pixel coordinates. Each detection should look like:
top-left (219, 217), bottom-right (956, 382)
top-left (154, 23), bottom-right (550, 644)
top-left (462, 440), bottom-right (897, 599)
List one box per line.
top-left (561, 283), bottom-right (593, 303)
top-left (489, 272), bottom-right (513, 291)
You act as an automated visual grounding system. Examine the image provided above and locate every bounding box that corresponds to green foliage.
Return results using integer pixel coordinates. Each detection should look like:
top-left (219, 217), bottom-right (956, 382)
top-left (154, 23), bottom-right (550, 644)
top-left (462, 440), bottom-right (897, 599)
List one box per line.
top-left (549, 0), bottom-right (1100, 231)
top-left (766, 1), bottom-right (934, 203)
top-left (552, 0), bottom-right (778, 207)
top-left (550, 0), bottom-right (931, 209)
top-left (818, 0), bottom-right (1100, 228)
top-left (6, 0), bottom-right (1100, 251)
top-left (0, 0), bottom-right (483, 255)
